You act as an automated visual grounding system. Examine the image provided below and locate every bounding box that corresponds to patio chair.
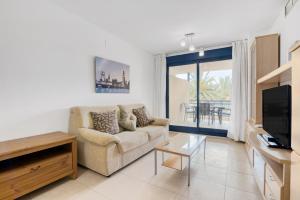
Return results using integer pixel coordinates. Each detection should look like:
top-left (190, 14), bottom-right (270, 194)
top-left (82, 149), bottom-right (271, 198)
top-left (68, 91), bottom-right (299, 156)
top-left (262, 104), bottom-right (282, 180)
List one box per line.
top-left (199, 103), bottom-right (211, 124)
top-left (211, 107), bottom-right (225, 125)
top-left (183, 103), bottom-right (196, 122)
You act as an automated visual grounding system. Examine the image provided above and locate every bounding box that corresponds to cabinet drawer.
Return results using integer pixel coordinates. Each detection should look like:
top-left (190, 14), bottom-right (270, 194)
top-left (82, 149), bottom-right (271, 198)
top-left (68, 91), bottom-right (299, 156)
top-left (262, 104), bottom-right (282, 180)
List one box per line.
top-left (265, 182), bottom-right (279, 200)
top-left (0, 151), bottom-right (72, 183)
top-left (0, 185), bottom-right (14, 200)
top-left (253, 150), bottom-right (265, 193)
top-left (265, 165), bottom-right (281, 200)
top-left (246, 144), bottom-right (254, 166)
top-left (0, 152), bottom-right (72, 199)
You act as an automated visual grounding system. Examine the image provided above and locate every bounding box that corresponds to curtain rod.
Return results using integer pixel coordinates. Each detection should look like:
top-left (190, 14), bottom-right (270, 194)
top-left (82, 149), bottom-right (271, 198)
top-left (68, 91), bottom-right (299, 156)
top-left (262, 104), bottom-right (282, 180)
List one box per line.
top-left (165, 39), bottom-right (247, 57)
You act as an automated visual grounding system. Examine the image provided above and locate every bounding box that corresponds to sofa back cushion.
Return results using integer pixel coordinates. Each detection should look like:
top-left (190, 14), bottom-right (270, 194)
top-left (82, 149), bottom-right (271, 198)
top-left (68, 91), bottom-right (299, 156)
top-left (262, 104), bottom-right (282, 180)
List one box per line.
top-left (69, 106), bottom-right (121, 136)
top-left (119, 109), bottom-right (137, 131)
top-left (118, 104), bottom-right (152, 118)
top-left (118, 104), bottom-right (145, 113)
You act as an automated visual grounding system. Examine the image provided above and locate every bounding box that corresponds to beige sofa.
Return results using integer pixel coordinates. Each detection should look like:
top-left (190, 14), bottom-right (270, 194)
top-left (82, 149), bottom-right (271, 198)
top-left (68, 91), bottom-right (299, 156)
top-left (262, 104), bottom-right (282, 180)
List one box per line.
top-left (69, 104), bottom-right (169, 176)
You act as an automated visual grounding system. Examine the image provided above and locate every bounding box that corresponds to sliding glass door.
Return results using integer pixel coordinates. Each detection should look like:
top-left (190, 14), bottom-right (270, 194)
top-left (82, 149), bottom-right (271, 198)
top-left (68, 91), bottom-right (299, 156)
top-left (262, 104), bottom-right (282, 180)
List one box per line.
top-left (169, 64), bottom-right (197, 127)
top-left (198, 60), bottom-right (232, 130)
top-left (166, 47), bottom-right (232, 136)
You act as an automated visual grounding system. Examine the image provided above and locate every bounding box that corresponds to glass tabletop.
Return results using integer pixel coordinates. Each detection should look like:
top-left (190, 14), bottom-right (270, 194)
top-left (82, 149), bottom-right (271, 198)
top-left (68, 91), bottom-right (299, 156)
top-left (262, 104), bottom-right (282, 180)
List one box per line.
top-left (155, 133), bottom-right (206, 157)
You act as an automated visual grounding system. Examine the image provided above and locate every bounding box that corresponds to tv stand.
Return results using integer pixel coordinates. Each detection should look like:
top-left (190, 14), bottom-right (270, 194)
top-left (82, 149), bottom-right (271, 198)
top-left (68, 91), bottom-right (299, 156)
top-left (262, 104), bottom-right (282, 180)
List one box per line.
top-left (0, 132), bottom-right (77, 199)
top-left (257, 134), bottom-right (281, 148)
top-left (245, 121), bottom-right (291, 200)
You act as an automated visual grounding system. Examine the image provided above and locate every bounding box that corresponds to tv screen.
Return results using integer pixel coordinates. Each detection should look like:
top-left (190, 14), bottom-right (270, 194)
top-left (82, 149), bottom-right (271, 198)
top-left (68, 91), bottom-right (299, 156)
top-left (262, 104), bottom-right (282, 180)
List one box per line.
top-left (262, 85), bottom-right (291, 149)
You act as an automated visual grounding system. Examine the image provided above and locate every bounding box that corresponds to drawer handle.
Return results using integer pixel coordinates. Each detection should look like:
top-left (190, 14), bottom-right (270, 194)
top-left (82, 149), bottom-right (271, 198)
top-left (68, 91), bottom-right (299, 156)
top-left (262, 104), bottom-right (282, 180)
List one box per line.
top-left (268, 175), bottom-right (276, 182)
top-left (268, 193), bottom-right (275, 200)
top-left (30, 165), bottom-right (41, 172)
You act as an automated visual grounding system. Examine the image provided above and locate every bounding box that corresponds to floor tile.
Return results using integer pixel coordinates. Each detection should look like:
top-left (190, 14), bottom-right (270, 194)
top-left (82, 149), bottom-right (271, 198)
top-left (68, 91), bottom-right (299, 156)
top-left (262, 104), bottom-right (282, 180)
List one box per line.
top-left (226, 172), bottom-right (260, 194)
top-left (178, 177), bottom-right (226, 200)
top-left (93, 173), bottom-right (176, 200)
top-left (180, 162), bottom-right (227, 185)
top-left (149, 170), bottom-right (189, 193)
top-left (76, 167), bottom-right (107, 187)
top-left (120, 151), bottom-right (170, 182)
top-left (20, 178), bottom-right (109, 200)
top-left (227, 159), bottom-right (253, 175)
top-left (225, 187), bottom-right (262, 200)
top-left (227, 149), bottom-right (248, 162)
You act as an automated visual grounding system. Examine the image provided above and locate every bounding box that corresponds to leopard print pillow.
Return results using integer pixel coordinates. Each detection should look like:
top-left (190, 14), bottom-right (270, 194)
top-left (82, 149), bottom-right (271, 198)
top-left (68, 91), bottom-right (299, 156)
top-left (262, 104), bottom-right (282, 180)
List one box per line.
top-left (132, 107), bottom-right (153, 127)
top-left (90, 111), bottom-right (119, 135)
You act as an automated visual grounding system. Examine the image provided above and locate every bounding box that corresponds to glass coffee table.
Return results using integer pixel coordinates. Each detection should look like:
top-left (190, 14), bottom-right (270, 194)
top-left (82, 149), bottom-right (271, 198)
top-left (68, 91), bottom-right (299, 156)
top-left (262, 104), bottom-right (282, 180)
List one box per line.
top-left (154, 133), bottom-right (207, 186)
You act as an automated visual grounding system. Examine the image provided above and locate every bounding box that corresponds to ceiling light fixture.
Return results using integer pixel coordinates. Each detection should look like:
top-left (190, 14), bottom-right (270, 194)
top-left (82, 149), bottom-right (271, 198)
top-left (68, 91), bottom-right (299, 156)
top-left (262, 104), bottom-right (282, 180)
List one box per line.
top-left (189, 45), bottom-right (195, 52)
top-left (180, 33), bottom-right (205, 56)
top-left (180, 40), bottom-right (186, 47)
top-left (179, 33), bottom-right (196, 52)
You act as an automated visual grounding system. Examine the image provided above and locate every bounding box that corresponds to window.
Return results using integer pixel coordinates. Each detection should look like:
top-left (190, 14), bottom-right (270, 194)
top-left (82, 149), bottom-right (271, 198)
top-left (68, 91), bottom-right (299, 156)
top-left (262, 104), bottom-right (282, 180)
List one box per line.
top-left (166, 47), bottom-right (232, 137)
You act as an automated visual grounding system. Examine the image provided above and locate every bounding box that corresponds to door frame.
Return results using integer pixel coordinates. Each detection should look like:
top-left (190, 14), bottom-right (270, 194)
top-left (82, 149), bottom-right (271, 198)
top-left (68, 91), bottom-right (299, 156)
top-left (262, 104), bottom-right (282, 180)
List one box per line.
top-left (166, 47), bottom-right (232, 137)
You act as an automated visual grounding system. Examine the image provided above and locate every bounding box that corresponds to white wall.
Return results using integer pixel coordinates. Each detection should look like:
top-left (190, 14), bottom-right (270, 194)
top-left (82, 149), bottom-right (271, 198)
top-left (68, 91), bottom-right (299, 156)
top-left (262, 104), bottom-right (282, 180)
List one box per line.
top-left (267, 2), bottom-right (300, 64)
top-left (0, 0), bottom-right (154, 141)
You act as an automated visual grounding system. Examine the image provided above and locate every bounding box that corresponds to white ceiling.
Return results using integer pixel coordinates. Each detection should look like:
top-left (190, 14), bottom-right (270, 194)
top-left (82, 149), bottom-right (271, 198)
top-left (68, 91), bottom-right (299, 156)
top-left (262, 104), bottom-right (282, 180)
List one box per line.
top-left (52, 0), bottom-right (284, 54)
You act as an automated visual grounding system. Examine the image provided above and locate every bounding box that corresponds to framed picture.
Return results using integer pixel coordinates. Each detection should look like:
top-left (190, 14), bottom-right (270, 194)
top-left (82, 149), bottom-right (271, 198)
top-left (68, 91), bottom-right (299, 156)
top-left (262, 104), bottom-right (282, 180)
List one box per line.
top-left (95, 56), bottom-right (130, 93)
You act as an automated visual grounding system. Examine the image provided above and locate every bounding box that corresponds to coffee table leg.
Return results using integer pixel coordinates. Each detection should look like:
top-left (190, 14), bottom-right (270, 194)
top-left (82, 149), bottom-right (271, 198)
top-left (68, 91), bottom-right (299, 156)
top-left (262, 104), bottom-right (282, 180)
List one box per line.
top-left (154, 150), bottom-right (157, 175)
top-left (188, 156), bottom-right (191, 186)
top-left (204, 138), bottom-right (207, 160)
top-left (180, 156), bottom-right (183, 170)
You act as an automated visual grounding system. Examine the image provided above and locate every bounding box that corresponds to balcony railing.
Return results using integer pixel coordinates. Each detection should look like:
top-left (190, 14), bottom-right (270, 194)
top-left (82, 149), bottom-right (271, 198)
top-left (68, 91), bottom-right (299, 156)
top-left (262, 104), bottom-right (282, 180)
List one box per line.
top-left (181, 99), bottom-right (231, 126)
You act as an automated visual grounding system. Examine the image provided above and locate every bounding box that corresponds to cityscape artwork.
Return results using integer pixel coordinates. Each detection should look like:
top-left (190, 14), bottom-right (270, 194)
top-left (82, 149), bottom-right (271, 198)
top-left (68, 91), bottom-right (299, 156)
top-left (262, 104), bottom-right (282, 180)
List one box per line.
top-left (95, 57), bottom-right (130, 93)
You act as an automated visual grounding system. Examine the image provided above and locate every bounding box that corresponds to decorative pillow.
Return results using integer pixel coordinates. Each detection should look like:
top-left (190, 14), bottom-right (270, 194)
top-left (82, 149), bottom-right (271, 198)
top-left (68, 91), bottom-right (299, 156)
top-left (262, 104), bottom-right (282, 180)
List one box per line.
top-left (132, 107), bottom-right (153, 127)
top-left (90, 111), bottom-right (119, 135)
top-left (119, 109), bottom-right (137, 131)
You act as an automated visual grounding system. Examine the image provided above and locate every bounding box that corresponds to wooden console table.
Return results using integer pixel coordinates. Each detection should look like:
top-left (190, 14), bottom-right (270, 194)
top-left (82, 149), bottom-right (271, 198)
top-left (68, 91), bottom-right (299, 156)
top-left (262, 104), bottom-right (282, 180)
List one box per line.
top-left (0, 132), bottom-right (77, 200)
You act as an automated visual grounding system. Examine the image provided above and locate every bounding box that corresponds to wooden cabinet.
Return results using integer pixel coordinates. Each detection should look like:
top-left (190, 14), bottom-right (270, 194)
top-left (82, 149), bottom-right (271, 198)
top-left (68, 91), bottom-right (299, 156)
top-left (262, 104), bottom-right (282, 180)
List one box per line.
top-left (245, 121), bottom-right (255, 166)
top-left (245, 121), bottom-right (291, 200)
top-left (250, 34), bottom-right (280, 124)
top-left (0, 132), bottom-right (77, 200)
top-left (290, 42), bottom-right (300, 200)
top-left (248, 39), bottom-right (300, 200)
top-left (291, 152), bottom-right (300, 200)
top-left (265, 165), bottom-right (282, 200)
top-left (253, 149), bottom-right (266, 193)
top-left (291, 44), bottom-right (300, 155)
top-left (265, 182), bottom-right (278, 200)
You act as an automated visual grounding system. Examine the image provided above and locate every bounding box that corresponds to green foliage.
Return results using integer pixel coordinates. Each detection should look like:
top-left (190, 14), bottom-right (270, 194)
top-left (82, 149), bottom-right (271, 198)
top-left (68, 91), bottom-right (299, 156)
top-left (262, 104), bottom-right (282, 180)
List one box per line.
top-left (188, 72), bottom-right (232, 101)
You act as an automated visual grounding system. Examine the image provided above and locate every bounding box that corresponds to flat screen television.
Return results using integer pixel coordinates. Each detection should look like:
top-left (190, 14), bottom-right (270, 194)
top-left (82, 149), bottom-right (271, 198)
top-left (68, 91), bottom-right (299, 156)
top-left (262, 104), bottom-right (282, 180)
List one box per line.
top-left (262, 85), bottom-right (291, 149)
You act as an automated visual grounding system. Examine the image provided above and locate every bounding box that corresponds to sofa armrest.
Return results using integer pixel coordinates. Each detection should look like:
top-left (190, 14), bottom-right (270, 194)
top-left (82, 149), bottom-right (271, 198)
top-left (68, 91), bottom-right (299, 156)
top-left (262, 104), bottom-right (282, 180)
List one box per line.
top-left (78, 128), bottom-right (120, 146)
top-left (151, 118), bottom-right (170, 126)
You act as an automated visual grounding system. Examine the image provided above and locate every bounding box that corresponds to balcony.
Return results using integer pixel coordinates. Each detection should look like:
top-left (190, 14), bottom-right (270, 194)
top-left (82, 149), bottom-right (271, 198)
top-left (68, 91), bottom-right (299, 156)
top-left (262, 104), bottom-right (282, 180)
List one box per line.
top-left (170, 100), bottom-right (231, 130)
top-left (169, 60), bottom-right (232, 131)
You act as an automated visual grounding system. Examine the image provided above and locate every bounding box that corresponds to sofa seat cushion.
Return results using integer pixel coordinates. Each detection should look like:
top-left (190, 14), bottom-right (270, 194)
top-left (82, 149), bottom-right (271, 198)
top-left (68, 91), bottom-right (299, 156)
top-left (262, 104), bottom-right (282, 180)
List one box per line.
top-left (137, 125), bottom-right (166, 141)
top-left (116, 131), bottom-right (149, 153)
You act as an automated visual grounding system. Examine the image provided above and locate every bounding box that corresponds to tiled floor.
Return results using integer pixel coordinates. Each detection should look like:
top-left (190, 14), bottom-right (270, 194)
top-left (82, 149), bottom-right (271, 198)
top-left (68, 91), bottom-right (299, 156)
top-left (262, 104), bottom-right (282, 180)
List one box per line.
top-left (21, 134), bottom-right (262, 200)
